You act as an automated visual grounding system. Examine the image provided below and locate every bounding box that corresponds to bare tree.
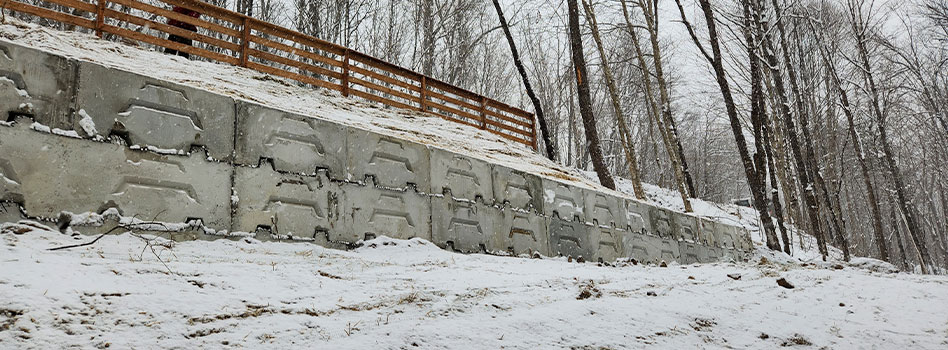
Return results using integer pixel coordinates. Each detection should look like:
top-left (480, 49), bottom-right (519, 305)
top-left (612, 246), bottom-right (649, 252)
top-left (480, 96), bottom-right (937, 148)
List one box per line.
top-left (581, 0), bottom-right (647, 199)
top-left (566, 0), bottom-right (616, 190)
top-left (492, 0), bottom-right (557, 161)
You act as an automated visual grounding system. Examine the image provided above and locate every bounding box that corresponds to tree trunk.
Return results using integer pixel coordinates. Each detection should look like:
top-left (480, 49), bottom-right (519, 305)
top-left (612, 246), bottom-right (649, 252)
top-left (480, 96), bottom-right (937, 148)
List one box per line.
top-left (491, 0), bottom-right (557, 161)
top-left (849, 5), bottom-right (932, 273)
top-left (636, 0), bottom-right (697, 198)
top-left (580, 0), bottom-right (646, 199)
top-left (566, 0), bottom-right (616, 190)
top-left (420, 0), bottom-right (435, 77)
top-left (673, 0), bottom-right (779, 249)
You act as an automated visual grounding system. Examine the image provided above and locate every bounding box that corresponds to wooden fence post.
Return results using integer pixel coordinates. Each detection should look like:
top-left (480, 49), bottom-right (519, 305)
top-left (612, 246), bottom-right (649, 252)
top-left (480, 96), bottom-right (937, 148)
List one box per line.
top-left (239, 17), bottom-right (250, 67)
top-left (479, 97), bottom-right (487, 130)
top-left (341, 49), bottom-right (350, 97)
top-left (94, 0), bottom-right (106, 38)
top-left (530, 113), bottom-right (538, 150)
top-left (419, 76), bottom-right (427, 112)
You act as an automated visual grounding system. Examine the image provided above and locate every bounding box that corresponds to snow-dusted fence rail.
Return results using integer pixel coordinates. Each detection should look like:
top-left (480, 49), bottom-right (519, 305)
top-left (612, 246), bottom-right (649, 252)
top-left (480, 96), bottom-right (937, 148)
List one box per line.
top-left (1, 0), bottom-right (538, 149)
top-left (0, 39), bottom-right (753, 264)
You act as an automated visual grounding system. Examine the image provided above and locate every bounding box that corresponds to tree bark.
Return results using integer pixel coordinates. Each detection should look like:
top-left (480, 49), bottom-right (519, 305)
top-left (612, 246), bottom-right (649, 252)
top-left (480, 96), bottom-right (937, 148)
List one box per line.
top-left (566, 0), bottom-right (616, 190)
top-left (491, 0), bottom-right (557, 161)
top-left (673, 0), bottom-right (779, 250)
top-left (636, 0), bottom-right (696, 197)
top-left (581, 0), bottom-right (646, 199)
top-left (849, 4), bottom-right (932, 272)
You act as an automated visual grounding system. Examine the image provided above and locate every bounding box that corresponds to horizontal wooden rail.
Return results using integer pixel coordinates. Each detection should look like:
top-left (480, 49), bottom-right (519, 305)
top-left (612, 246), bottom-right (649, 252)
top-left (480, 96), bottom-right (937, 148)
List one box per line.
top-left (3, 0), bottom-right (537, 150)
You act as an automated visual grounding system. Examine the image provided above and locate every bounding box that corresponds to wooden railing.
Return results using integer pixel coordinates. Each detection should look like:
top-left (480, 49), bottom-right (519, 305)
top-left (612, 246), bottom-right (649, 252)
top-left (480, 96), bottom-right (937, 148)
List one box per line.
top-left (2, 0), bottom-right (538, 149)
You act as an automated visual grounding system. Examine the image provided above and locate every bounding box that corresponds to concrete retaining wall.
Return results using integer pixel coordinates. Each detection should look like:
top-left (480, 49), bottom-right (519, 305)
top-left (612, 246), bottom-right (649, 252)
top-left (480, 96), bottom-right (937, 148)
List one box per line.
top-left (0, 40), bottom-right (752, 263)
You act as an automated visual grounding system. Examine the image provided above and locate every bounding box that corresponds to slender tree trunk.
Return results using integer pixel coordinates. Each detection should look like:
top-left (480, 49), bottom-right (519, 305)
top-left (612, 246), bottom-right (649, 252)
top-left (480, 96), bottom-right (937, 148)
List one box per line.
top-left (580, 0), bottom-right (646, 199)
top-left (566, 0), bottom-right (616, 190)
top-left (620, 0), bottom-right (692, 208)
top-left (673, 0), bottom-right (779, 249)
top-left (838, 72), bottom-right (888, 261)
top-left (850, 5), bottom-right (932, 273)
top-left (746, 0), bottom-right (826, 256)
top-left (420, 0), bottom-right (435, 77)
top-left (491, 0), bottom-right (557, 161)
top-left (636, 0), bottom-right (697, 197)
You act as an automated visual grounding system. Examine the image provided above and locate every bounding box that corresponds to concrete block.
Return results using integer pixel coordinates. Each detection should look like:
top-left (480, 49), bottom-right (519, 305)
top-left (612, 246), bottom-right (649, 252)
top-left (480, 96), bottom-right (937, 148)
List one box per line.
top-left (430, 148), bottom-right (493, 202)
top-left (739, 227), bottom-right (754, 252)
top-left (235, 102), bottom-right (347, 176)
top-left (339, 184), bottom-right (431, 244)
top-left (591, 225), bottom-right (624, 263)
top-left (542, 178), bottom-right (585, 221)
top-left (547, 217), bottom-right (592, 259)
top-left (0, 148), bottom-right (24, 205)
top-left (712, 221), bottom-right (738, 249)
top-left (491, 166), bottom-right (542, 211)
top-left (648, 207), bottom-right (675, 239)
top-left (431, 196), bottom-right (495, 253)
top-left (705, 246), bottom-right (722, 262)
top-left (625, 199), bottom-right (651, 234)
top-left (678, 241), bottom-right (702, 264)
top-left (675, 214), bottom-right (700, 243)
top-left (75, 62), bottom-right (235, 160)
top-left (347, 129), bottom-right (430, 191)
top-left (233, 166), bottom-right (342, 242)
top-left (0, 41), bottom-right (77, 129)
top-left (624, 232), bottom-right (680, 264)
top-left (698, 218), bottom-right (716, 246)
top-left (492, 207), bottom-right (548, 256)
top-left (0, 120), bottom-right (231, 228)
top-left (0, 201), bottom-right (25, 223)
top-left (584, 190), bottom-right (626, 228)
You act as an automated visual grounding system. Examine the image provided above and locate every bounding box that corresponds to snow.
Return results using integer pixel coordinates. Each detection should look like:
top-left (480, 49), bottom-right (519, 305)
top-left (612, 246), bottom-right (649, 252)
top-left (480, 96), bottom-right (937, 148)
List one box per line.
top-left (77, 109), bottom-right (98, 137)
top-left (3, 17), bottom-right (945, 349)
top-left (1, 223), bottom-right (947, 348)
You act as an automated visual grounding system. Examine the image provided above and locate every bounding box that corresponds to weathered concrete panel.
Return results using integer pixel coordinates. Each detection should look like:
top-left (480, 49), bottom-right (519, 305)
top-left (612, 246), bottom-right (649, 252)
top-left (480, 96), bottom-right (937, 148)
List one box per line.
top-left (624, 232), bottom-right (681, 264)
top-left (648, 207), bottom-right (676, 239)
top-left (591, 225), bottom-right (624, 263)
top-left (584, 190), bottom-right (626, 228)
top-left (712, 221), bottom-right (738, 249)
top-left (547, 218), bottom-right (592, 259)
top-left (698, 218), bottom-right (716, 246)
top-left (491, 166), bottom-right (542, 211)
top-left (0, 41), bottom-right (76, 129)
top-left (235, 102), bottom-right (347, 176)
top-left (431, 196), bottom-right (495, 253)
top-left (233, 166), bottom-right (342, 242)
top-left (675, 214), bottom-right (700, 243)
top-left (347, 129), bottom-right (430, 191)
top-left (625, 199), bottom-right (651, 234)
top-left (430, 148), bottom-right (492, 202)
top-left (76, 62), bottom-right (235, 160)
top-left (738, 227), bottom-right (754, 252)
top-left (0, 120), bottom-right (231, 228)
top-left (542, 178), bottom-right (585, 221)
top-left (678, 241), bottom-right (702, 264)
top-left (339, 185), bottom-right (431, 244)
top-left (492, 207), bottom-right (548, 256)
top-left (0, 201), bottom-right (24, 224)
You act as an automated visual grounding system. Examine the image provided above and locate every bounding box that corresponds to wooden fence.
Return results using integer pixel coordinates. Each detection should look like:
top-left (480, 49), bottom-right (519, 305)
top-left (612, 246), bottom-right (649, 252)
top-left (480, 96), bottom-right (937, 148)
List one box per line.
top-left (2, 0), bottom-right (538, 149)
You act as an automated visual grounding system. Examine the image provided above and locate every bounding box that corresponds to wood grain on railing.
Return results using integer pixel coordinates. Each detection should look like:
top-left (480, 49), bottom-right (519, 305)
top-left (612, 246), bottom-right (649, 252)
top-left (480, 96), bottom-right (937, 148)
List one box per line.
top-left (3, 0), bottom-right (538, 149)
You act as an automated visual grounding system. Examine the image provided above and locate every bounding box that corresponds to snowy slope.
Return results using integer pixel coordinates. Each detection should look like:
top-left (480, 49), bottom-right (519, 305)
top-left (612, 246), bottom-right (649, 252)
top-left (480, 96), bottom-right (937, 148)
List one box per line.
top-left (1, 221), bottom-right (946, 349)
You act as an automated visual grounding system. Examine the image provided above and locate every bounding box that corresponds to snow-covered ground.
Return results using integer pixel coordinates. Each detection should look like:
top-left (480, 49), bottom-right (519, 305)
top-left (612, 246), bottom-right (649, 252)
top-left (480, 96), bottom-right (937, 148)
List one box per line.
top-left (3, 17), bottom-right (946, 349)
top-left (2, 221), bottom-right (947, 349)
